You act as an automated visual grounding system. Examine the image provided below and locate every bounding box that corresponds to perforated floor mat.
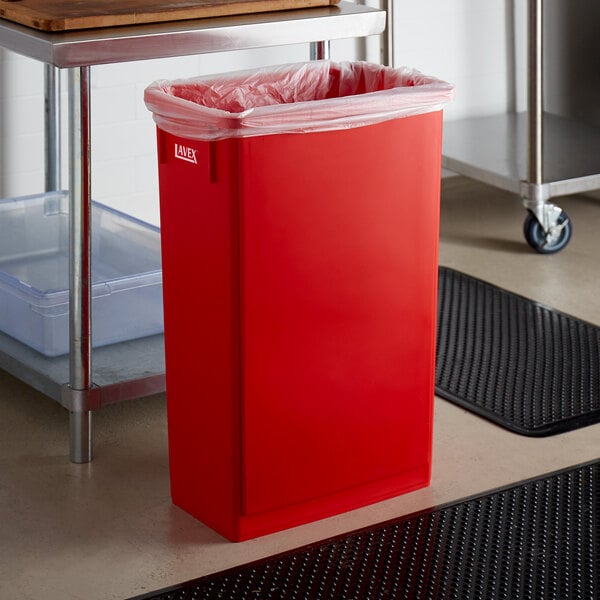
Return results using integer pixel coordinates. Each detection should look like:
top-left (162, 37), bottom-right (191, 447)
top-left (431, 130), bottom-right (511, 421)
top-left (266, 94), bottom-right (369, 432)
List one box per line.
top-left (129, 460), bottom-right (599, 599)
top-left (436, 266), bottom-right (600, 436)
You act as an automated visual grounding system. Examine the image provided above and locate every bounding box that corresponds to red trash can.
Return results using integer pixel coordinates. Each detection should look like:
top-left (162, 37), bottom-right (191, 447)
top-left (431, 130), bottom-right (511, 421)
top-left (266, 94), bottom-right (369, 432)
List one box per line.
top-left (145, 61), bottom-right (454, 541)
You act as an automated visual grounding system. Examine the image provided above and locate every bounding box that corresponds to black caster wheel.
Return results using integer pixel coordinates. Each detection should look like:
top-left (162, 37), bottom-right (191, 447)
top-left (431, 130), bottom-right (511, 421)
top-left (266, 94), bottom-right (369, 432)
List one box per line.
top-left (523, 210), bottom-right (572, 254)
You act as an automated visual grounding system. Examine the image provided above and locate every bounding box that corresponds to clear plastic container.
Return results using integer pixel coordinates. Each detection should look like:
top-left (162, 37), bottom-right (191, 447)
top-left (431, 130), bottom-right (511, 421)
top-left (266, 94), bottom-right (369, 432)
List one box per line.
top-left (0, 191), bottom-right (163, 356)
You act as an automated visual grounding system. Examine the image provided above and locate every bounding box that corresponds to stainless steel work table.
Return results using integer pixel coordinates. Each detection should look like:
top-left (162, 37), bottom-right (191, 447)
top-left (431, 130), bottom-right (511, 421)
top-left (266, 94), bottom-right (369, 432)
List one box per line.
top-left (442, 0), bottom-right (600, 253)
top-left (0, 2), bottom-right (386, 462)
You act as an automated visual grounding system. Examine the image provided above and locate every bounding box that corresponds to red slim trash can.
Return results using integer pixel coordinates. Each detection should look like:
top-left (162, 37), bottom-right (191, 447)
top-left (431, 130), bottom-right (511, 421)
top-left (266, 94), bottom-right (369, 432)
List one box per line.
top-left (145, 61), bottom-right (454, 541)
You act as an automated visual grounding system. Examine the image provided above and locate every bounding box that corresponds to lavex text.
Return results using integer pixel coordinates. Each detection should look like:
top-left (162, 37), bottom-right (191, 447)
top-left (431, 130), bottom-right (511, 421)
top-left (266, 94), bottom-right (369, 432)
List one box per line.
top-left (174, 143), bottom-right (197, 164)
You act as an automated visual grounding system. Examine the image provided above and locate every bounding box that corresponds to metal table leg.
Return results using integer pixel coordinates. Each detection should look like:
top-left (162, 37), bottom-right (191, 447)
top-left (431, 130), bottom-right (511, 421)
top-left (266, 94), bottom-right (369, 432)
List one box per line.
top-left (67, 66), bottom-right (93, 463)
top-left (525, 0), bottom-right (547, 213)
top-left (380, 0), bottom-right (394, 67)
top-left (309, 40), bottom-right (330, 60)
top-left (522, 0), bottom-right (571, 253)
top-left (44, 65), bottom-right (61, 192)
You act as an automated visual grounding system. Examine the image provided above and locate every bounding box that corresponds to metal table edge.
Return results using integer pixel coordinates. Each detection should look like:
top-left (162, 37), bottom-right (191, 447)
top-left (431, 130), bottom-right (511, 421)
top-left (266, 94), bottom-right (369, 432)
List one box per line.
top-left (0, 2), bottom-right (386, 67)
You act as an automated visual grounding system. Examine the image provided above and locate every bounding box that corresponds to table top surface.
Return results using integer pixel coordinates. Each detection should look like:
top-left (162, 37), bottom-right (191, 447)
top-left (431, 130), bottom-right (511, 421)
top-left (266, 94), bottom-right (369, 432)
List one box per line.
top-left (0, 1), bottom-right (385, 67)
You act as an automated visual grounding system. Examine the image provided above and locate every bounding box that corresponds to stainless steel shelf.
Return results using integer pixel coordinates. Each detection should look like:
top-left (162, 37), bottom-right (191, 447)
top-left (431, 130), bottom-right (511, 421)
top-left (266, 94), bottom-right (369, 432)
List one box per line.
top-left (0, 2), bottom-right (385, 67)
top-left (0, 331), bottom-right (165, 404)
top-left (443, 111), bottom-right (600, 197)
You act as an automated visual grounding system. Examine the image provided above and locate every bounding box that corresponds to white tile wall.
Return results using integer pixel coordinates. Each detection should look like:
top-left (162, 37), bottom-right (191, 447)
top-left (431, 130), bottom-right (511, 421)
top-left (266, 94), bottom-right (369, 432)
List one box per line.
top-left (1, 5), bottom-right (515, 224)
top-left (0, 49), bottom-right (46, 196)
top-left (392, 2), bottom-right (513, 120)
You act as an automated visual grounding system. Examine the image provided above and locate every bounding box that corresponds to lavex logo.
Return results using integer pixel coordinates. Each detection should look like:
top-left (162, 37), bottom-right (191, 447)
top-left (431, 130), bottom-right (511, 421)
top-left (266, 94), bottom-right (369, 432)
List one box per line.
top-left (174, 143), bottom-right (198, 164)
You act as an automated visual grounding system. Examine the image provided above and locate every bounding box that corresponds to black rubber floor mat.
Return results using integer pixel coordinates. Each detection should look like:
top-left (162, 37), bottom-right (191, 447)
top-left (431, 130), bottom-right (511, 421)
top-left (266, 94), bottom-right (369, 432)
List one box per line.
top-left (436, 266), bottom-right (600, 436)
top-left (129, 460), bottom-right (599, 600)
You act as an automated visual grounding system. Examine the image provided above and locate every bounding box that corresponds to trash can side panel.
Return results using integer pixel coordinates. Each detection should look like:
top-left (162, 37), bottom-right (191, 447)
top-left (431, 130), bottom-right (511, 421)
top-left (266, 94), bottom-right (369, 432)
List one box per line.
top-left (156, 130), bottom-right (244, 539)
top-left (239, 112), bottom-right (443, 518)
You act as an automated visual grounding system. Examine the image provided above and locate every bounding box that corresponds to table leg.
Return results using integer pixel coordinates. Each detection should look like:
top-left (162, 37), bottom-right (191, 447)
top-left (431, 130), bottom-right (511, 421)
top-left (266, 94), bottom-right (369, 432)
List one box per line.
top-left (68, 66), bottom-right (93, 464)
top-left (44, 65), bottom-right (61, 192)
top-left (309, 40), bottom-right (330, 60)
top-left (381, 0), bottom-right (394, 67)
top-left (527, 0), bottom-right (543, 190)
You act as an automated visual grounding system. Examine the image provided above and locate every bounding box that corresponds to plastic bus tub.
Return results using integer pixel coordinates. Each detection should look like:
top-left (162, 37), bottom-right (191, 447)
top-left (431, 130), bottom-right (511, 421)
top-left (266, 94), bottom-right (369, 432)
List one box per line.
top-left (0, 191), bottom-right (163, 356)
top-left (146, 61), bottom-right (453, 541)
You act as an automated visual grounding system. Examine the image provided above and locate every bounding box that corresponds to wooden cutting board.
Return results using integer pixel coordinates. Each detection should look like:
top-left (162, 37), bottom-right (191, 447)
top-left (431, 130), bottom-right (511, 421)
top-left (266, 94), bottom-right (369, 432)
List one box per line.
top-left (0, 0), bottom-right (340, 32)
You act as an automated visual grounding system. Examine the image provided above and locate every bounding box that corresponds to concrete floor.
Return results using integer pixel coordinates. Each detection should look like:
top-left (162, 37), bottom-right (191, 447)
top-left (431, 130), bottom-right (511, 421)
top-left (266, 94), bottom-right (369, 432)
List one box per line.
top-left (0, 177), bottom-right (598, 599)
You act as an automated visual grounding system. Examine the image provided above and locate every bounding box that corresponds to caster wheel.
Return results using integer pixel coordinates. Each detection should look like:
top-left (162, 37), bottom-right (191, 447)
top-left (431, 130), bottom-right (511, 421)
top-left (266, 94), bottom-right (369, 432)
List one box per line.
top-left (523, 210), bottom-right (572, 254)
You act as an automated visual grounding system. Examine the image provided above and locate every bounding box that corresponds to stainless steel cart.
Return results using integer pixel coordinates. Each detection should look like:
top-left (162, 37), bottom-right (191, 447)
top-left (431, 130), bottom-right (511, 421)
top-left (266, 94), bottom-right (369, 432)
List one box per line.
top-left (0, 2), bottom-right (386, 462)
top-left (442, 0), bottom-right (599, 253)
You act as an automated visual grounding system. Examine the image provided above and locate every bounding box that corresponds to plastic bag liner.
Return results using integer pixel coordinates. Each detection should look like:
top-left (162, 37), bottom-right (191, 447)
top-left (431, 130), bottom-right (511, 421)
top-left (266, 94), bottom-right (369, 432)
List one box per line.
top-left (144, 61), bottom-right (454, 141)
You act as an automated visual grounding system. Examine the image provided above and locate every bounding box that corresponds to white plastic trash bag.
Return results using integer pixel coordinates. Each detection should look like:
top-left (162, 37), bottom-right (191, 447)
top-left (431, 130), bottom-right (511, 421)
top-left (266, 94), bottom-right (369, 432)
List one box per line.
top-left (144, 60), bottom-right (454, 141)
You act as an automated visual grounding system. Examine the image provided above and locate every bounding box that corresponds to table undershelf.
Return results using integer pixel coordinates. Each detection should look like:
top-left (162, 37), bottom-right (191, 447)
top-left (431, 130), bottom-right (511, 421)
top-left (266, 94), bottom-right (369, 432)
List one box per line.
top-left (0, 330), bottom-right (165, 406)
top-left (443, 111), bottom-right (600, 197)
